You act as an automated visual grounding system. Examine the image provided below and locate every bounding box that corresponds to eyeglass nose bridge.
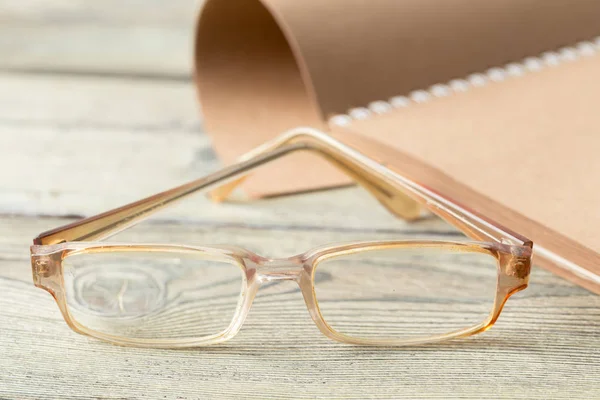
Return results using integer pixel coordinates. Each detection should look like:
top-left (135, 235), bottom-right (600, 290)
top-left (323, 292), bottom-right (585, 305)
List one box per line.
top-left (254, 257), bottom-right (306, 284)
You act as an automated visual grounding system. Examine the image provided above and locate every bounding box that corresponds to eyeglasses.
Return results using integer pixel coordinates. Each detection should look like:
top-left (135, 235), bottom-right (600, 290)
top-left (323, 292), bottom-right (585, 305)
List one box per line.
top-left (30, 128), bottom-right (532, 348)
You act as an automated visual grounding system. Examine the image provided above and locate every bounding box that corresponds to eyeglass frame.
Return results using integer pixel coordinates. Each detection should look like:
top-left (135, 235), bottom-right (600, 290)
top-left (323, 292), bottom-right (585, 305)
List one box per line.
top-left (30, 127), bottom-right (532, 348)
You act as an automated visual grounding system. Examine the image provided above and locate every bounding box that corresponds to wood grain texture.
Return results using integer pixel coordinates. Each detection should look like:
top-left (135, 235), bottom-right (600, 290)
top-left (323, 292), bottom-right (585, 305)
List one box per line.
top-left (0, 7), bottom-right (599, 396)
top-left (0, 72), bottom-right (448, 233)
top-left (0, 0), bottom-right (203, 77)
top-left (2, 216), bottom-right (600, 399)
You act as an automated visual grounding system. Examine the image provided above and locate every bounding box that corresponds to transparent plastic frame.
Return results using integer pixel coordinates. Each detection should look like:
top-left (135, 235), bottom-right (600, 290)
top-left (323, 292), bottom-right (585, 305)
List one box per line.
top-left (31, 128), bottom-right (532, 348)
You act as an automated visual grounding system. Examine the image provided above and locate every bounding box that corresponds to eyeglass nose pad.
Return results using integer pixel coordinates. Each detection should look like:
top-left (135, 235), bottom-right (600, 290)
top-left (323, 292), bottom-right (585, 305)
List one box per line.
top-left (254, 258), bottom-right (305, 284)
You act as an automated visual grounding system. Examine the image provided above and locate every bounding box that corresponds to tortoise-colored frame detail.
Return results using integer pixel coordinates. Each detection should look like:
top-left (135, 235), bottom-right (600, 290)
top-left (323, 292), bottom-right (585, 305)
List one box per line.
top-left (31, 127), bottom-right (532, 348)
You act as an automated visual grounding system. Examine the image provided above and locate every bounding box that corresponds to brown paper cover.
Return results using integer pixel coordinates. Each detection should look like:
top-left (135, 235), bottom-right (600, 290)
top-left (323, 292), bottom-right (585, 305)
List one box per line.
top-left (193, 0), bottom-right (600, 292)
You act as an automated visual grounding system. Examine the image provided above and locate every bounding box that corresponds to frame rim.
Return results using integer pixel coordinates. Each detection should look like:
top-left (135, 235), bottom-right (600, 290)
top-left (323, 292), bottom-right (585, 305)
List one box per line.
top-left (302, 240), bottom-right (530, 347)
top-left (34, 243), bottom-right (256, 348)
top-left (31, 239), bottom-right (530, 348)
top-left (30, 127), bottom-right (533, 348)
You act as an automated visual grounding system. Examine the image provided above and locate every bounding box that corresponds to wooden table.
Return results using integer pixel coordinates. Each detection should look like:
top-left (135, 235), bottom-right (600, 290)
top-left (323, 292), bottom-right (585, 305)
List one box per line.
top-left (1, 2), bottom-right (599, 399)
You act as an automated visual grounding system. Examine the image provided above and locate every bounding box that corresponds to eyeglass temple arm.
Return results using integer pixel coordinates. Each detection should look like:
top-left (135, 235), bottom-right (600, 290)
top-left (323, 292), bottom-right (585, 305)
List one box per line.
top-left (34, 141), bottom-right (309, 245)
top-left (34, 127), bottom-right (421, 246)
top-left (209, 137), bottom-right (423, 222)
top-left (34, 127), bottom-right (529, 247)
top-left (209, 127), bottom-right (531, 247)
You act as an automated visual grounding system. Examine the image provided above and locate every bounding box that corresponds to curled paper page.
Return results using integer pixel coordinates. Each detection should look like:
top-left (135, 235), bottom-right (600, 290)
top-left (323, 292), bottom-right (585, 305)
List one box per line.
top-left (194, 0), bottom-right (600, 195)
top-left (194, 0), bottom-right (600, 292)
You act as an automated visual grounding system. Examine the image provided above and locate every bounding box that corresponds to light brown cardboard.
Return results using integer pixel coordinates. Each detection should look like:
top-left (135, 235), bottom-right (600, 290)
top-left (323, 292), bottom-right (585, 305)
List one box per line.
top-left (193, 0), bottom-right (600, 292)
top-left (194, 0), bottom-right (600, 195)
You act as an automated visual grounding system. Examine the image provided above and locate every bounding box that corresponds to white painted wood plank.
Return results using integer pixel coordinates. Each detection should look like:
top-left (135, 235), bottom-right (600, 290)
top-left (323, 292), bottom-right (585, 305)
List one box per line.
top-left (2, 216), bottom-right (599, 399)
top-left (0, 0), bottom-right (203, 76)
top-left (0, 73), bottom-right (445, 232)
top-left (1, 72), bottom-right (598, 399)
top-left (0, 72), bottom-right (201, 129)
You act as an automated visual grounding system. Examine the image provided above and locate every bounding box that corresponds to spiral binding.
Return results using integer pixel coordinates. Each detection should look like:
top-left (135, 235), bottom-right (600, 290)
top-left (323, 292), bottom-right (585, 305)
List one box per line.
top-left (329, 37), bottom-right (600, 127)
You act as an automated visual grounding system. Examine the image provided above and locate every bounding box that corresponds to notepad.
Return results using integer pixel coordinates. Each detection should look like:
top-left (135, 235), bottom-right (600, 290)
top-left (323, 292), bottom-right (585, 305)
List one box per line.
top-left (193, 0), bottom-right (600, 292)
